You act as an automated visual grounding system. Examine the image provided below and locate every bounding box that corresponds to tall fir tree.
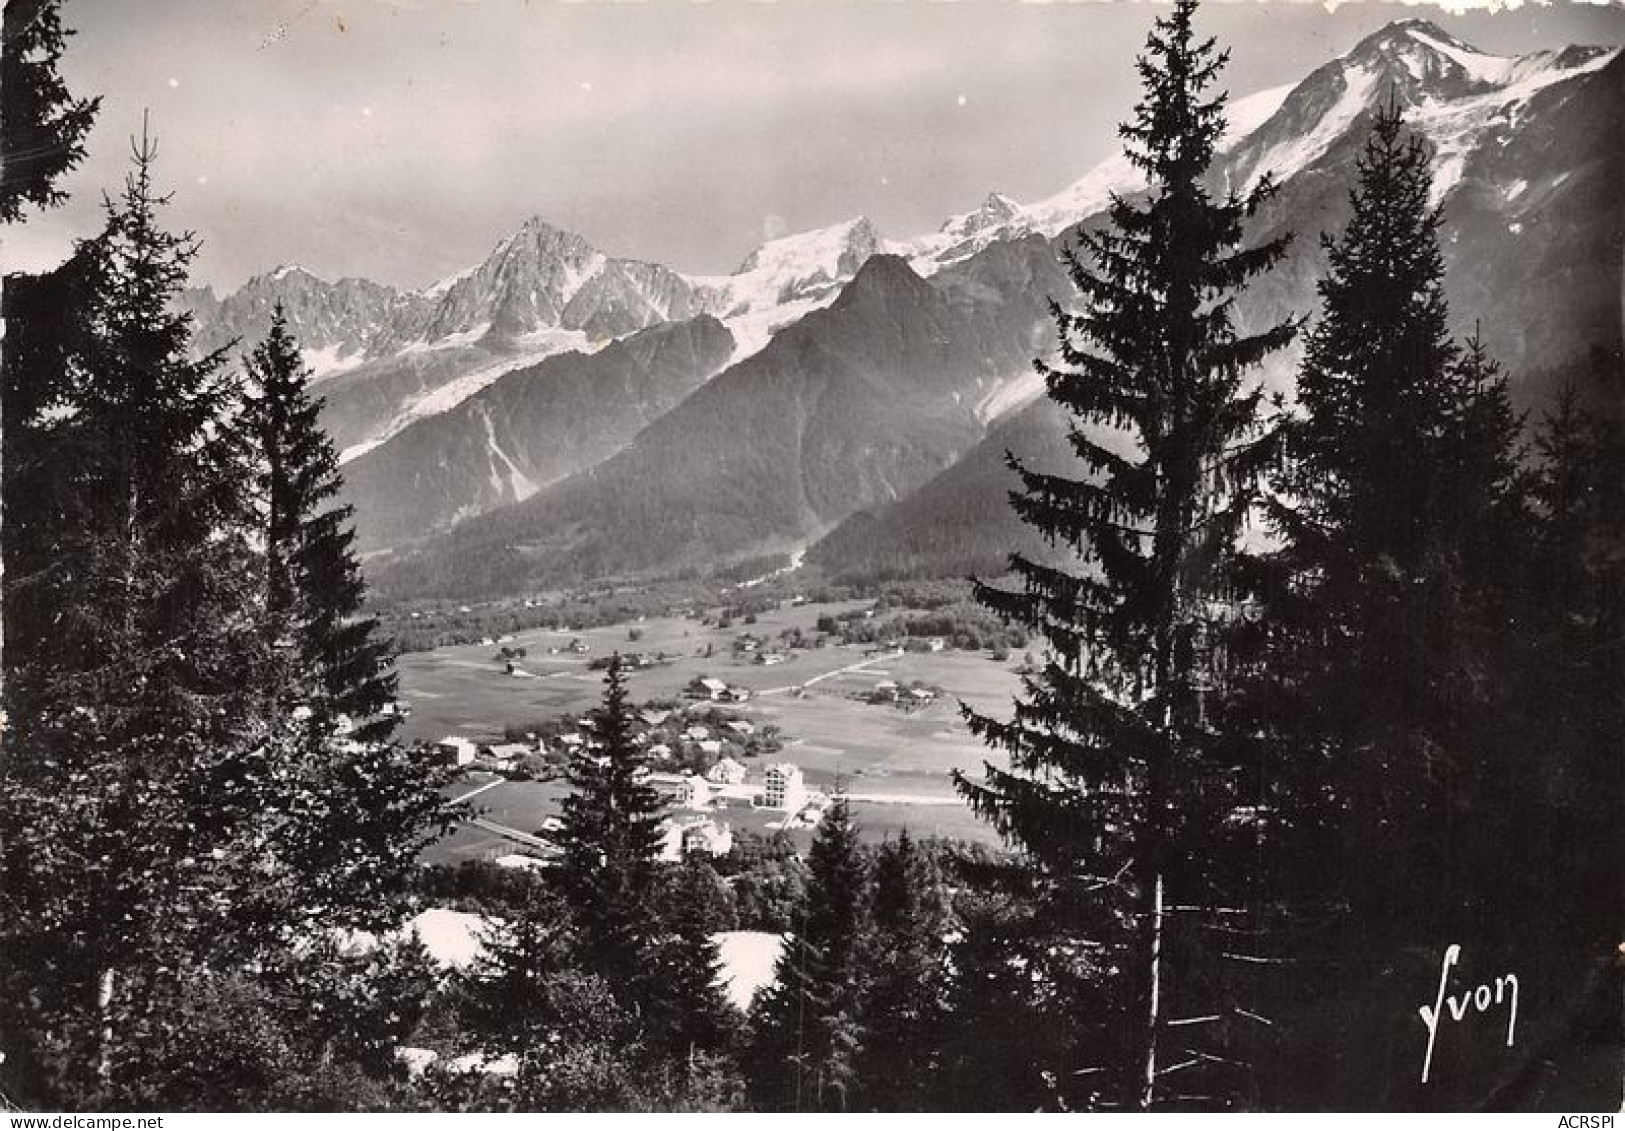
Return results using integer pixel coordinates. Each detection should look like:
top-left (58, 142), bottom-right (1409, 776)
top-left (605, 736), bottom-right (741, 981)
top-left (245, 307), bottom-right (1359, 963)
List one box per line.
top-left (646, 856), bottom-right (739, 1063)
top-left (852, 830), bottom-right (951, 1111)
top-left (241, 304), bottom-right (398, 743)
top-left (746, 795), bottom-right (870, 1112)
top-left (0, 126), bottom-right (273, 1105)
top-left (1, 0), bottom-right (100, 721)
top-left (955, 0), bottom-right (1294, 1108)
top-left (548, 655), bottom-right (667, 999)
top-left (0, 0), bottom-right (99, 221)
top-left (1261, 100), bottom-right (1524, 942)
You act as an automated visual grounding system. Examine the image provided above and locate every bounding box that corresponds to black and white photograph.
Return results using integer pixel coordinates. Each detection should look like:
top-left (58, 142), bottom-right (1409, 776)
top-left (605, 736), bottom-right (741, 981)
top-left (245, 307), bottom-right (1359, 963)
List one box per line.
top-left (2, 0), bottom-right (1623, 1114)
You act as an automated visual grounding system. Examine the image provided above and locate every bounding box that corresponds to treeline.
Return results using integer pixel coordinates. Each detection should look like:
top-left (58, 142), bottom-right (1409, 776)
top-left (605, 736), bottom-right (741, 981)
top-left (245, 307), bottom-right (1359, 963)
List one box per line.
top-left (946, 0), bottom-right (1625, 1113)
top-left (0, 5), bottom-right (450, 1107)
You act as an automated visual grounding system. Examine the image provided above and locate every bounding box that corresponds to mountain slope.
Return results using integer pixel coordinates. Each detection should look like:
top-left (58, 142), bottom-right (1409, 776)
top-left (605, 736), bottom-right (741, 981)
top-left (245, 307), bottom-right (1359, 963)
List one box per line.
top-left (341, 315), bottom-right (735, 553)
top-left (809, 21), bottom-right (1625, 582)
top-left (806, 395), bottom-right (1074, 582)
top-left (369, 238), bottom-right (1068, 599)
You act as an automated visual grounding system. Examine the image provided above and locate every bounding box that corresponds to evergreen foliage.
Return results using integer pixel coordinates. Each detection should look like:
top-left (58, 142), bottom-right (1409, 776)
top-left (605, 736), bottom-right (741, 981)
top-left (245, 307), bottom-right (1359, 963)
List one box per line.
top-left (547, 655), bottom-right (667, 998)
top-left (0, 129), bottom-right (275, 1104)
top-left (0, 0), bottom-right (99, 221)
top-left (1258, 99), bottom-right (1525, 938)
top-left (241, 304), bottom-right (398, 743)
top-left (647, 857), bottom-right (739, 1060)
top-left (955, 0), bottom-right (1294, 1107)
top-left (852, 831), bottom-right (951, 1111)
top-left (746, 796), bottom-right (870, 1111)
top-left (0, 133), bottom-right (449, 1107)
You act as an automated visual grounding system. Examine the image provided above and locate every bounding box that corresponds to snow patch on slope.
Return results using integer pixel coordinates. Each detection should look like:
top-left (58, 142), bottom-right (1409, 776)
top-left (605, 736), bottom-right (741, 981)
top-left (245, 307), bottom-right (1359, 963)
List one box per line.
top-left (1410, 44), bottom-right (1617, 204)
top-left (339, 328), bottom-right (596, 463)
top-left (1244, 62), bottom-right (1382, 193)
top-left (975, 369), bottom-right (1046, 424)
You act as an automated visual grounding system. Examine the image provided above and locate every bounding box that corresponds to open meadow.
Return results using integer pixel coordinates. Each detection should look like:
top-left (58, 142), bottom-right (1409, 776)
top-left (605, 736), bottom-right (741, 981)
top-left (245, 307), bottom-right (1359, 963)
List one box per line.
top-left (399, 598), bottom-right (1021, 858)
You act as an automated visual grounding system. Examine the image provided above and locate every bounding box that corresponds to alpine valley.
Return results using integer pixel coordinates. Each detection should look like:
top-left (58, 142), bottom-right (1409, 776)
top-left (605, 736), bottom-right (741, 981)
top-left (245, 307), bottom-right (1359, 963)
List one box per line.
top-left (183, 19), bottom-right (1625, 599)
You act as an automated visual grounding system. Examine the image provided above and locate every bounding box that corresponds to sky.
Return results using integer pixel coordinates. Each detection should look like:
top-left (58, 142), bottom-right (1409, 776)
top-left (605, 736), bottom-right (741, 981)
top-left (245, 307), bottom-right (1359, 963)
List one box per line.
top-left (8, 0), bottom-right (1624, 294)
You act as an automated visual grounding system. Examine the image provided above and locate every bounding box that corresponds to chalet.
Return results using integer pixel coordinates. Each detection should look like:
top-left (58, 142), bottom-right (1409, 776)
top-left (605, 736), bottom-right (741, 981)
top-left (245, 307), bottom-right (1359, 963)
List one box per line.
top-left (685, 725), bottom-right (711, 741)
top-left (484, 742), bottom-right (529, 771)
top-left (762, 763), bottom-right (807, 812)
top-left (907, 687), bottom-right (937, 705)
top-left (437, 736), bottom-right (477, 767)
top-left (648, 772), bottom-right (712, 810)
top-left (707, 756), bottom-right (748, 785)
top-left (557, 732), bottom-right (584, 749)
top-left (689, 676), bottom-right (729, 701)
top-left (726, 720), bottom-right (756, 737)
top-left (757, 652), bottom-right (786, 666)
top-left (927, 636), bottom-right (948, 652)
top-left (640, 708), bottom-right (672, 728)
top-left (698, 739), bottom-right (722, 756)
top-left (726, 686), bottom-right (752, 703)
top-left (659, 815), bottom-right (733, 862)
top-left (648, 743), bottom-right (673, 761)
top-left (567, 638), bottom-right (590, 654)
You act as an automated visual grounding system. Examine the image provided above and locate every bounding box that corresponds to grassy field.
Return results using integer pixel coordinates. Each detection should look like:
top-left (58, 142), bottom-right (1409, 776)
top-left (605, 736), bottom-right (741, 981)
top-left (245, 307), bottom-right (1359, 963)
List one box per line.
top-left (400, 598), bottom-right (1021, 859)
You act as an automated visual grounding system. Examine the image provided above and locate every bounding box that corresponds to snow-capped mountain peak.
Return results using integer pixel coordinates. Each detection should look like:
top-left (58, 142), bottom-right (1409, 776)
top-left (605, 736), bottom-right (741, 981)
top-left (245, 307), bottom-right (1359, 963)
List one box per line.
top-left (270, 263), bottom-right (317, 283)
top-left (731, 216), bottom-right (885, 291)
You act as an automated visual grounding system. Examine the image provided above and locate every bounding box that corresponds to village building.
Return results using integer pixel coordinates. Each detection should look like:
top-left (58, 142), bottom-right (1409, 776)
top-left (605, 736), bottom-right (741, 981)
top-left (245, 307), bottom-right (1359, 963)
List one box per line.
top-left (688, 676), bottom-right (729, 701)
top-left (437, 736), bottom-right (477, 767)
top-left (707, 756), bottom-right (748, 785)
top-left (647, 771), bottom-right (713, 810)
top-left (493, 853), bottom-right (549, 872)
top-left (726, 720), bottom-right (755, 737)
top-left (484, 742), bottom-right (530, 772)
top-left (762, 762), bottom-right (807, 812)
top-left (658, 815), bottom-right (733, 862)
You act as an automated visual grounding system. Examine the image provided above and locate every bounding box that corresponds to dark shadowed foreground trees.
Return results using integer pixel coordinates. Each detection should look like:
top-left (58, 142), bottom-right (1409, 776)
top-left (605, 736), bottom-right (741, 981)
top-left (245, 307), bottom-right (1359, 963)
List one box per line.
top-left (956, 0), bottom-right (1294, 1108)
top-left (0, 132), bottom-right (447, 1108)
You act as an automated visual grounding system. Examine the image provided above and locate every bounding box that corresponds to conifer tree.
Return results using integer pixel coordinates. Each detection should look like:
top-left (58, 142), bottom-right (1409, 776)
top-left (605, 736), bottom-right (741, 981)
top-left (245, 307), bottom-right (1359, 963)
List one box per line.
top-left (1517, 386), bottom-right (1625, 939)
top-left (747, 796), bottom-right (869, 1111)
top-left (1262, 100), bottom-right (1523, 938)
top-left (955, 0), bottom-right (1293, 1108)
top-left (646, 856), bottom-right (738, 1062)
top-left (853, 830), bottom-right (950, 1111)
top-left (241, 305), bottom-right (397, 742)
top-left (548, 655), bottom-right (667, 996)
top-left (0, 127), bottom-right (272, 1104)
top-left (1, 0), bottom-right (99, 221)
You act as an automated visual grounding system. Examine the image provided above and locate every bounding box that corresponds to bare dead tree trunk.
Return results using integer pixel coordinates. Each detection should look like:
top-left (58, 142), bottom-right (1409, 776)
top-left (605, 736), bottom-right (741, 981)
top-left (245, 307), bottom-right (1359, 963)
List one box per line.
top-left (1141, 870), bottom-right (1164, 1110)
top-left (96, 966), bottom-right (116, 1087)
